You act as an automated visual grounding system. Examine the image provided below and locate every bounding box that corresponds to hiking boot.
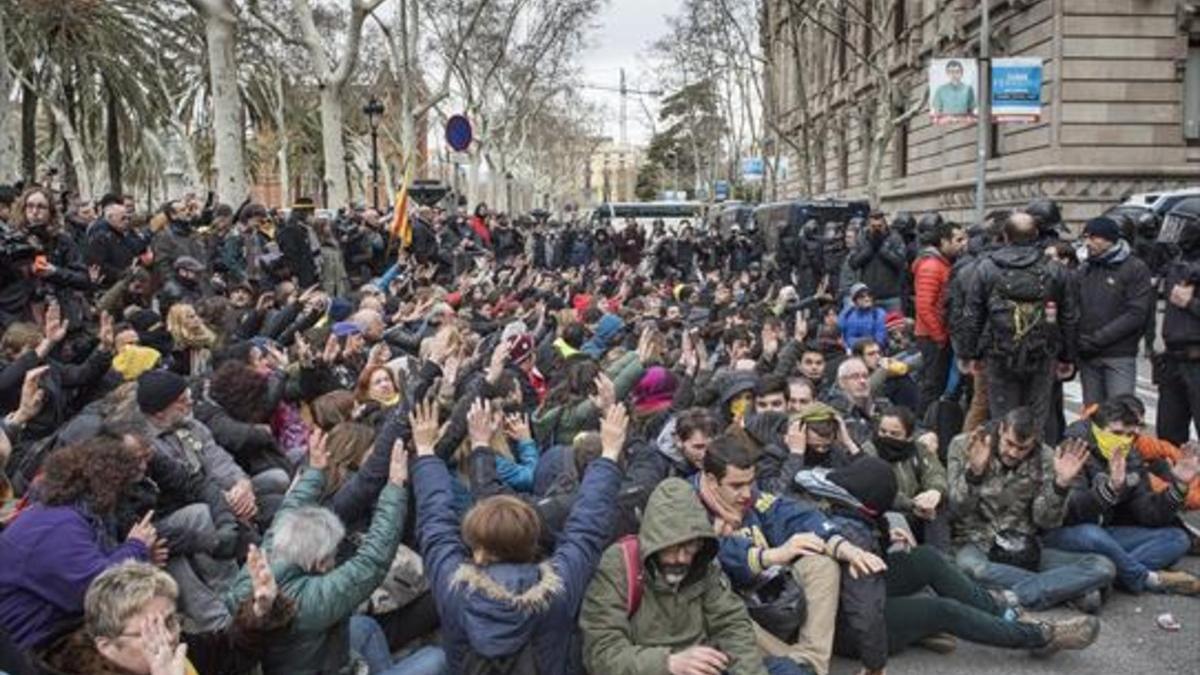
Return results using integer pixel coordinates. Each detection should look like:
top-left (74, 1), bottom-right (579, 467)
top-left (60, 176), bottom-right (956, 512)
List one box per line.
top-left (916, 632), bottom-right (957, 654)
top-left (1152, 570), bottom-right (1200, 596)
top-left (1066, 589), bottom-right (1102, 614)
top-left (1031, 615), bottom-right (1101, 656)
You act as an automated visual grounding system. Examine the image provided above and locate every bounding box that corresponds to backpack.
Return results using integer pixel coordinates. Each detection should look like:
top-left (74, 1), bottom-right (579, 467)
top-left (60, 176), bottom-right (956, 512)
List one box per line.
top-left (618, 534), bottom-right (645, 616)
top-left (986, 258), bottom-right (1055, 373)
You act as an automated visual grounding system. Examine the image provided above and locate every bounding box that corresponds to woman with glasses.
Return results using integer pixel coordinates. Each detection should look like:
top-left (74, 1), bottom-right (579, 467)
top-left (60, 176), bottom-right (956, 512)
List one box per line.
top-left (1, 186), bottom-right (92, 329)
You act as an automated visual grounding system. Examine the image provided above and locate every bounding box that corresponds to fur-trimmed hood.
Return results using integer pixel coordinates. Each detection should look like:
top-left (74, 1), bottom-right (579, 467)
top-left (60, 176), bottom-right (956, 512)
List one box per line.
top-left (448, 560), bottom-right (565, 658)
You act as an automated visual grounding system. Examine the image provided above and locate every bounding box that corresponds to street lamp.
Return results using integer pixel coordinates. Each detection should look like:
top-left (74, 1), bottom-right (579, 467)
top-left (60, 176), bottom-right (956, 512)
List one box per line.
top-left (362, 96), bottom-right (385, 210)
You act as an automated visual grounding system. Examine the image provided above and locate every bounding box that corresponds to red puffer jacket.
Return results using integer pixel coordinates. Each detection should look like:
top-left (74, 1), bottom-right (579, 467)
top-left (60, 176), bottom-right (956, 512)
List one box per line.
top-left (912, 249), bottom-right (952, 345)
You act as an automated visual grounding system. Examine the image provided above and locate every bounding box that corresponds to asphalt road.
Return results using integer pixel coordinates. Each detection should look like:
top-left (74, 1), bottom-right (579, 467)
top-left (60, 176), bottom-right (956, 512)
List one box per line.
top-left (827, 556), bottom-right (1200, 675)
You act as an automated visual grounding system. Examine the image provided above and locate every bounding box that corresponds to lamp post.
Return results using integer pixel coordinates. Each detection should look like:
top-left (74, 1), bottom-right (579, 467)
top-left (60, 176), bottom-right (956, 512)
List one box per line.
top-left (363, 97), bottom-right (385, 210)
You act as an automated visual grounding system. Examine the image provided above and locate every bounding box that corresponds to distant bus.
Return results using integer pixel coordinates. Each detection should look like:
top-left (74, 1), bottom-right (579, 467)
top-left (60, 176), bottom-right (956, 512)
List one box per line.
top-left (589, 201), bottom-right (706, 233)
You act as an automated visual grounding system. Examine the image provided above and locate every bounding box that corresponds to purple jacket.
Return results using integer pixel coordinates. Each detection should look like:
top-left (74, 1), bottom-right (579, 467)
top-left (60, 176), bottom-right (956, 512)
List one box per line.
top-left (0, 503), bottom-right (148, 650)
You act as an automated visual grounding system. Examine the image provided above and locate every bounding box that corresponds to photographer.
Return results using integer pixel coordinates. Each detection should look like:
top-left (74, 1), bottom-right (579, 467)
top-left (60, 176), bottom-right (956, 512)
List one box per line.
top-left (0, 187), bottom-right (93, 331)
top-left (1156, 212), bottom-right (1200, 444)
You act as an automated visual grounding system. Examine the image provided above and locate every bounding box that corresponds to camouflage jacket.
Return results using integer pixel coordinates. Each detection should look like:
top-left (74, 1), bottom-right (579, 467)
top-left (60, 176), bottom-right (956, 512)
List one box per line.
top-left (946, 432), bottom-right (1070, 548)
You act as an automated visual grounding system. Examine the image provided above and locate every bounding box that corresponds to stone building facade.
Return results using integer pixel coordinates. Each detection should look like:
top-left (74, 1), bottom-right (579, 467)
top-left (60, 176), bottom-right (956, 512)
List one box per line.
top-left (762, 0), bottom-right (1200, 225)
top-left (587, 139), bottom-right (644, 204)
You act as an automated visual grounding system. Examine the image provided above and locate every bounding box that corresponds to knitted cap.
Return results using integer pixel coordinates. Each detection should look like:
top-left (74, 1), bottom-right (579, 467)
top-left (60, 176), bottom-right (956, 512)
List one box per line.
top-left (137, 370), bottom-right (188, 415)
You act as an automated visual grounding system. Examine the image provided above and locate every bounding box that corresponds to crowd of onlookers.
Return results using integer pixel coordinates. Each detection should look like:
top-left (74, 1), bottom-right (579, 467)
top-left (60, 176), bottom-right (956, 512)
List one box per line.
top-left (0, 181), bottom-right (1198, 675)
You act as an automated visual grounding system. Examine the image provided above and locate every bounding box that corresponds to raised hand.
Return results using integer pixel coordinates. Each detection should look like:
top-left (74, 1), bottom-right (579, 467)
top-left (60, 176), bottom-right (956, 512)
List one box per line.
top-left (589, 373), bottom-right (616, 411)
top-left (246, 544), bottom-right (278, 618)
top-left (486, 339), bottom-right (512, 383)
top-left (504, 413), bottom-right (533, 442)
top-left (127, 510), bottom-right (158, 548)
top-left (12, 366), bottom-right (49, 425)
top-left (388, 438), bottom-right (409, 486)
top-left (1053, 437), bottom-right (1091, 488)
top-left (785, 420), bottom-right (808, 456)
top-left (467, 399), bottom-right (501, 448)
top-left (97, 311), bottom-right (115, 351)
top-left (1108, 449), bottom-right (1127, 492)
top-left (599, 403), bottom-right (629, 461)
top-left (321, 334), bottom-right (341, 365)
top-left (42, 301), bottom-right (68, 344)
top-left (141, 612), bottom-right (187, 675)
top-left (965, 426), bottom-right (991, 476)
top-left (308, 428), bottom-right (329, 470)
top-left (408, 399), bottom-right (441, 456)
top-left (1172, 453), bottom-right (1199, 484)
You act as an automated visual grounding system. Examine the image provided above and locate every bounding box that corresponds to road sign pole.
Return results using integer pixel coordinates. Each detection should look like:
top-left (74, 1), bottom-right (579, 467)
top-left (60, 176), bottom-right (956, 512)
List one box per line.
top-left (975, 1), bottom-right (991, 227)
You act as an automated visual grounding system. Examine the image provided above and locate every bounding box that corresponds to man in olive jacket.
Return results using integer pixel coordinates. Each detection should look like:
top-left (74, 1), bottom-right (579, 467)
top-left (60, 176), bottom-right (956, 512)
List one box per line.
top-left (580, 477), bottom-right (809, 675)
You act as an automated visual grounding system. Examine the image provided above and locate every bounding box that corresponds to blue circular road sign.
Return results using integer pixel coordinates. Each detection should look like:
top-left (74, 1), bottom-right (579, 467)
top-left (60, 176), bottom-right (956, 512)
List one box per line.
top-left (445, 114), bottom-right (473, 152)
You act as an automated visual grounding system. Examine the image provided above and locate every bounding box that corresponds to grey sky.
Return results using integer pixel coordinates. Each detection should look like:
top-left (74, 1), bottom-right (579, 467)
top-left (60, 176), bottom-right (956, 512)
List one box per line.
top-left (578, 0), bottom-right (679, 146)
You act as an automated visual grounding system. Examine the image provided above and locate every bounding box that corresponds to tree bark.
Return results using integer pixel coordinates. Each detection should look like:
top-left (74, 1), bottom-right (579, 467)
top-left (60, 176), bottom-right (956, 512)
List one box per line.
top-left (106, 83), bottom-right (123, 196)
top-left (318, 86), bottom-right (349, 207)
top-left (0, 11), bottom-right (17, 182)
top-left (204, 10), bottom-right (249, 202)
top-left (272, 69), bottom-right (290, 208)
top-left (60, 71), bottom-right (79, 197)
top-left (20, 81), bottom-right (36, 183)
top-left (47, 97), bottom-right (93, 203)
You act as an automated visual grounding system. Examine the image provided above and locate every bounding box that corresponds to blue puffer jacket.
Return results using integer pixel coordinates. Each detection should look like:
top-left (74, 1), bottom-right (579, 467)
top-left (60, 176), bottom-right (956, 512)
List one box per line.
top-left (838, 305), bottom-right (888, 351)
top-left (413, 454), bottom-right (621, 675)
top-left (581, 314), bottom-right (625, 359)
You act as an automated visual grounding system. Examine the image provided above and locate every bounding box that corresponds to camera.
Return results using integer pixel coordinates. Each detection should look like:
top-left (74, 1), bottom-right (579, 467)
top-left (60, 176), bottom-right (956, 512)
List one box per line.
top-left (0, 230), bottom-right (40, 265)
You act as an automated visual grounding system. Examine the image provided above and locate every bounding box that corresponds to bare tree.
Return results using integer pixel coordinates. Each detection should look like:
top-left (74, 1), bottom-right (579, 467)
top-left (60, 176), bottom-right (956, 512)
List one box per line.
top-left (186, 0), bottom-right (250, 201)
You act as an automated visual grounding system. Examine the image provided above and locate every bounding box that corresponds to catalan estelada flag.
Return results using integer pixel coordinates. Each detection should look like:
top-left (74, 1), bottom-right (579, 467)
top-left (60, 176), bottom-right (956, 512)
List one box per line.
top-left (389, 161), bottom-right (415, 249)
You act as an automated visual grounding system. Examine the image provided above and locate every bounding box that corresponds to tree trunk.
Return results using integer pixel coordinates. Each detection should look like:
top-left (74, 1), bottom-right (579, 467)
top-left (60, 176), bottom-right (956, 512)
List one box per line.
top-left (205, 12), bottom-right (249, 202)
top-left (20, 82), bottom-right (36, 183)
top-left (0, 11), bottom-right (17, 181)
top-left (106, 84), bottom-right (123, 196)
top-left (319, 86), bottom-right (349, 207)
top-left (47, 98), bottom-right (93, 203)
top-left (60, 72), bottom-right (78, 197)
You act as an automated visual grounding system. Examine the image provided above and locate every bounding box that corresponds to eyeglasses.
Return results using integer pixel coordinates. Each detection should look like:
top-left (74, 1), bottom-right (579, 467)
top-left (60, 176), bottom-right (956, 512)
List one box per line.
top-left (117, 612), bottom-right (181, 639)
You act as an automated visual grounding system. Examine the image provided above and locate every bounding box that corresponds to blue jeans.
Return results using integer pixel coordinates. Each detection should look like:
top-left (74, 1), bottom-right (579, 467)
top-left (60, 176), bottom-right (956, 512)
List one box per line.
top-left (1042, 524), bottom-right (1191, 593)
top-left (955, 543), bottom-right (1115, 610)
top-left (350, 615), bottom-right (447, 675)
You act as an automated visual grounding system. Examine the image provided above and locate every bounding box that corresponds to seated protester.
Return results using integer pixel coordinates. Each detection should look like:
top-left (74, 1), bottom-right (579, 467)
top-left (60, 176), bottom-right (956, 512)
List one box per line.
top-left (947, 407), bottom-right (1118, 612)
top-left (199, 359), bottom-right (291, 477)
top-left (1101, 394), bottom-right (1200, 511)
top-left (754, 317), bottom-right (802, 378)
top-left (628, 365), bottom-right (682, 443)
top-left (1043, 398), bottom-right (1200, 595)
top-left (353, 363), bottom-right (404, 428)
top-left (625, 407), bottom-right (719, 499)
top-left (787, 377), bottom-right (816, 413)
top-left (853, 333), bottom-right (919, 411)
top-left (709, 368), bottom-right (760, 428)
top-left (861, 406), bottom-right (950, 550)
top-left (693, 434), bottom-right (884, 675)
top-left (755, 374), bottom-right (789, 414)
top-left (0, 306), bottom-right (115, 444)
top-left (823, 357), bottom-right (889, 448)
top-left (533, 333), bottom-right (649, 447)
top-left (795, 457), bottom-right (1100, 661)
top-left (165, 303), bottom-right (217, 377)
top-left (837, 284), bottom-right (887, 352)
top-left (580, 477), bottom-right (811, 675)
top-left (226, 426), bottom-right (442, 675)
top-left (0, 439), bottom-right (157, 652)
top-left (411, 399), bottom-right (628, 674)
top-left (40, 554), bottom-right (295, 675)
top-left (756, 402), bottom-right (862, 496)
top-left (796, 346), bottom-right (828, 396)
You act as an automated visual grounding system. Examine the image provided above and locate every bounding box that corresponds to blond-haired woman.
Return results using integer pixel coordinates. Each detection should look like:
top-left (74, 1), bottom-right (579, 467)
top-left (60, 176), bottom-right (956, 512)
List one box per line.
top-left (166, 303), bottom-right (217, 377)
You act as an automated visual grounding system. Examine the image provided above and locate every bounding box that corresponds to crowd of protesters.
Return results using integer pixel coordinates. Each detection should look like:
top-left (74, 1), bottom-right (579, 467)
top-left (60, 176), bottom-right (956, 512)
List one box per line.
top-left (0, 178), bottom-right (1198, 675)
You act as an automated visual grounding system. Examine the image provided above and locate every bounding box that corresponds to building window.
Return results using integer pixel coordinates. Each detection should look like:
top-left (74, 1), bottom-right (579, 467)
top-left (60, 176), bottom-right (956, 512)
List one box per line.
top-left (1186, 42), bottom-right (1200, 142)
top-left (838, 124), bottom-right (849, 191)
top-left (837, 4), bottom-right (848, 77)
top-left (893, 115), bottom-right (909, 178)
top-left (861, 114), bottom-right (874, 184)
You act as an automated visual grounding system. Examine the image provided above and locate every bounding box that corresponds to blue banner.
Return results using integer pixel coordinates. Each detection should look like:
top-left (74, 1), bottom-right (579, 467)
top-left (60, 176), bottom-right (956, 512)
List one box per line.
top-left (991, 58), bottom-right (1043, 122)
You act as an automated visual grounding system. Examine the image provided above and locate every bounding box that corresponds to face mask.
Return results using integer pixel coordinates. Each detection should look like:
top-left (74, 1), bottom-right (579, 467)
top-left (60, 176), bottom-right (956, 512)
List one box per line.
top-left (873, 434), bottom-right (916, 462)
top-left (658, 562), bottom-right (690, 585)
top-left (729, 397), bottom-right (750, 420)
top-left (1092, 424), bottom-right (1131, 461)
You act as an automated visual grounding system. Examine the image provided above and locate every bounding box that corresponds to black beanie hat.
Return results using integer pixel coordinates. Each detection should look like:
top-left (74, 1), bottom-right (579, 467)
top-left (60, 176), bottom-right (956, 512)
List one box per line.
top-left (1083, 216), bottom-right (1121, 243)
top-left (828, 455), bottom-right (898, 516)
top-left (137, 370), bottom-right (189, 415)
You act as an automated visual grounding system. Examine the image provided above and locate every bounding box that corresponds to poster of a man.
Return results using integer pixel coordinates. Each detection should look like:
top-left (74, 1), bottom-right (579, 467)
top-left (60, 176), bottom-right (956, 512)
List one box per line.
top-left (930, 58), bottom-right (978, 123)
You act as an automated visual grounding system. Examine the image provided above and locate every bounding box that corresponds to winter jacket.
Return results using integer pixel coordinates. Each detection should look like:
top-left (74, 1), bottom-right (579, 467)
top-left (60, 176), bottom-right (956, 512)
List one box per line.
top-left (1077, 240), bottom-right (1154, 359)
top-left (582, 314), bottom-right (626, 359)
top-left (0, 503), bottom-right (148, 650)
top-left (1159, 255), bottom-right (1200, 352)
top-left (276, 221), bottom-right (320, 288)
top-left (838, 305), bottom-right (887, 351)
top-left (0, 228), bottom-right (91, 329)
top-left (227, 467), bottom-right (407, 675)
top-left (413, 453), bottom-right (622, 675)
top-left (151, 221), bottom-right (206, 280)
top-left (848, 230), bottom-right (907, 300)
top-left (533, 351), bottom-right (645, 446)
top-left (580, 478), bottom-right (768, 675)
top-left (946, 431), bottom-right (1070, 548)
top-left (148, 417), bottom-right (247, 492)
top-left (861, 440), bottom-right (948, 514)
top-left (319, 242), bottom-right (352, 298)
top-left (0, 347), bottom-right (113, 443)
top-left (688, 475), bottom-right (842, 590)
top-left (1133, 434), bottom-right (1200, 510)
top-left (911, 248), bottom-right (953, 345)
top-left (1060, 420), bottom-right (1187, 528)
top-left (84, 220), bottom-right (145, 288)
top-left (958, 243), bottom-right (1080, 365)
